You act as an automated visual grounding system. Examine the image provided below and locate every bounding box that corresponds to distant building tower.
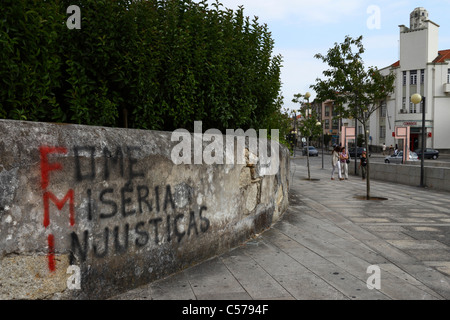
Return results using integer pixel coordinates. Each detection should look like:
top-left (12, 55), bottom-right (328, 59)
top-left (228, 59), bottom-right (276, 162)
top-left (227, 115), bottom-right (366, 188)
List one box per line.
top-left (375, 7), bottom-right (450, 152)
top-left (410, 7), bottom-right (429, 30)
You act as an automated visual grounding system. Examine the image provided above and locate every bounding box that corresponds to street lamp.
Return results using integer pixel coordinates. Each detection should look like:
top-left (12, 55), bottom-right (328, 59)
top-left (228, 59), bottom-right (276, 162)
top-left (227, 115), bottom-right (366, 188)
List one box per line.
top-left (303, 92), bottom-right (315, 180)
top-left (305, 92), bottom-right (311, 100)
top-left (411, 93), bottom-right (425, 187)
top-left (366, 129), bottom-right (370, 151)
top-left (316, 121), bottom-right (324, 169)
top-left (292, 110), bottom-right (298, 157)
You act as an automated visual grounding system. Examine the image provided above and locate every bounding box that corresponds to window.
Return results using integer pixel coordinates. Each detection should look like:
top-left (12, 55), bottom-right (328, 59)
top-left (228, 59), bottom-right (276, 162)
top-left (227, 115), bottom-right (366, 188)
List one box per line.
top-left (403, 71), bottom-right (407, 86)
top-left (332, 108), bottom-right (338, 117)
top-left (402, 97), bottom-right (407, 112)
top-left (325, 119), bottom-right (330, 130)
top-left (410, 70), bottom-right (417, 85)
top-left (332, 119), bottom-right (339, 130)
top-left (380, 101), bottom-right (387, 117)
top-left (421, 69), bottom-right (425, 84)
top-left (448, 69), bottom-right (450, 83)
top-left (325, 106), bottom-right (330, 117)
top-left (380, 126), bottom-right (386, 139)
top-left (409, 100), bottom-right (417, 113)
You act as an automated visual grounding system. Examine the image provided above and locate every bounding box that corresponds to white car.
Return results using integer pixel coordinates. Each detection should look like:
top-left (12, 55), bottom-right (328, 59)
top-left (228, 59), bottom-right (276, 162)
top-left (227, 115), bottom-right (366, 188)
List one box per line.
top-left (384, 151), bottom-right (418, 164)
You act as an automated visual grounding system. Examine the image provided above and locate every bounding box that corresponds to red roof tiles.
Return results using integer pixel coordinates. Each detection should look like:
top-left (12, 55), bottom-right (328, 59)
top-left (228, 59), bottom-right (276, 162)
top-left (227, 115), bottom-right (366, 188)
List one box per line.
top-left (433, 49), bottom-right (450, 63)
top-left (389, 49), bottom-right (450, 68)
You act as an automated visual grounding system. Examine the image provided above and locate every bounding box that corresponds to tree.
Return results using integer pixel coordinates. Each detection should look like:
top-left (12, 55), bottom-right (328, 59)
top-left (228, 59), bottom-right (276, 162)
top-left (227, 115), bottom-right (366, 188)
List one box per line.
top-left (311, 35), bottom-right (395, 199)
top-left (292, 92), bottom-right (322, 180)
top-left (0, 0), bottom-right (64, 121)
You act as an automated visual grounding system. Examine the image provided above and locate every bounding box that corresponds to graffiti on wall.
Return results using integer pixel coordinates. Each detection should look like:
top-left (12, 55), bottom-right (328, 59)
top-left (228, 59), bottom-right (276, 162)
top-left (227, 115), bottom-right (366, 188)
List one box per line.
top-left (39, 145), bottom-right (210, 271)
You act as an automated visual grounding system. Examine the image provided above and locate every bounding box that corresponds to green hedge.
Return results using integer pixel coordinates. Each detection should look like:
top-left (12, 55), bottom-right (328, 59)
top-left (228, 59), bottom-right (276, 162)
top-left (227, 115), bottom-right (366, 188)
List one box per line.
top-left (1, 0), bottom-right (286, 134)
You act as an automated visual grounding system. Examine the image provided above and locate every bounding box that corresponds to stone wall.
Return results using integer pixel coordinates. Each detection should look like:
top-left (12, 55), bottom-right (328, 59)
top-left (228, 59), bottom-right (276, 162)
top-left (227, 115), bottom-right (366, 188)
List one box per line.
top-left (0, 119), bottom-right (290, 299)
top-left (369, 162), bottom-right (450, 192)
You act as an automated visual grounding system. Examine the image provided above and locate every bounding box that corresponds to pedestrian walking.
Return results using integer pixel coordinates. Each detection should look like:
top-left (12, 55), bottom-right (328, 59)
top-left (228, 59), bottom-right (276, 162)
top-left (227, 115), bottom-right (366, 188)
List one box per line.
top-left (340, 147), bottom-right (349, 180)
top-left (382, 143), bottom-right (386, 155)
top-left (389, 144), bottom-right (394, 155)
top-left (359, 150), bottom-right (368, 180)
top-left (331, 146), bottom-right (341, 180)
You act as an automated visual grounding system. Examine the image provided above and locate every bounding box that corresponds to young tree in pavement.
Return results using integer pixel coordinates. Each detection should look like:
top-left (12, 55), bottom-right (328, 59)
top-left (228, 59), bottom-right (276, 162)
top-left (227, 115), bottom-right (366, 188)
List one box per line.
top-left (311, 35), bottom-right (395, 199)
top-left (292, 92), bottom-right (322, 180)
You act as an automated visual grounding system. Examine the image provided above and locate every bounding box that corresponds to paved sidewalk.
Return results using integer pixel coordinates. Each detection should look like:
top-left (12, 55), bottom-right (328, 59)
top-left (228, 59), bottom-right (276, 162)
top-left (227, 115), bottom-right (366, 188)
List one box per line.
top-left (112, 157), bottom-right (450, 300)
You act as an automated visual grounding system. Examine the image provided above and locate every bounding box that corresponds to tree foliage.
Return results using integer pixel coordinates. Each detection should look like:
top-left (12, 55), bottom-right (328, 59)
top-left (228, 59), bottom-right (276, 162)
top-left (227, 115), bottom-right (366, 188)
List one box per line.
top-left (292, 94), bottom-right (322, 141)
top-left (311, 35), bottom-right (395, 124)
top-left (1, 0), bottom-right (286, 135)
top-left (0, 0), bottom-right (63, 121)
top-left (311, 35), bottom-right (395, 198)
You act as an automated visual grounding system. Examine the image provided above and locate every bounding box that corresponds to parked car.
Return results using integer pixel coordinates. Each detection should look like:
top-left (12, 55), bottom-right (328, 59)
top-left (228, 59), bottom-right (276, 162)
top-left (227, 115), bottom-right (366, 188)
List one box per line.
top-left (384, 151), bottom-right (418, 164)
top-left (415, 148), bottom-right (439, 160)
top-left (302, 146), bottom-right (319, 156)
top-left (348, 147), bottom-right (370, 158)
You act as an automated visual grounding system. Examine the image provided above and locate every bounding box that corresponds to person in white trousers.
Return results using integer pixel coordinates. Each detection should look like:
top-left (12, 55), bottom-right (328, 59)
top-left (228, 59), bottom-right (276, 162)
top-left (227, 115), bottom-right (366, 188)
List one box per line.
top-left (340, 147), bottom-right (349, 180)
top-left (331, 146), bottom-right (341, 180)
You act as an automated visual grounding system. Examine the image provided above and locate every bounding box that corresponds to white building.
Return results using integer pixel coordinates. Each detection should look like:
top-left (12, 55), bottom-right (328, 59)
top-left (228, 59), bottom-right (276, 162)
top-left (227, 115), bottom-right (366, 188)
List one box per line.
top-left (371, 7), bottom-right (450, 152)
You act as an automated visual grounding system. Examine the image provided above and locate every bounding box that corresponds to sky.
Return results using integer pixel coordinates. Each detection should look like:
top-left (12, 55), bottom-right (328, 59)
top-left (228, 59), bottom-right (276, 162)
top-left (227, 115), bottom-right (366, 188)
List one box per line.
top-left (199, 0), bottom-right (450, 113)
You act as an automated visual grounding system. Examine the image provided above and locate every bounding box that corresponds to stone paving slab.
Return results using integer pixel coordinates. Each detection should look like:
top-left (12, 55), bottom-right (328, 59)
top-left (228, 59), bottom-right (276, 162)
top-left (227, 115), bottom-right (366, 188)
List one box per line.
top-left (112, 157), bottom-right (450, 300)
top-left (220, 250), bottom-right (295, 300)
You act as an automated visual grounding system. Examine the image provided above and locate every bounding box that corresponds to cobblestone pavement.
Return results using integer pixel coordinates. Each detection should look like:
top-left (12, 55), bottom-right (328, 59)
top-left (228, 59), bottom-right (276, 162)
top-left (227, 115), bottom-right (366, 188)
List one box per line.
top-left (112, 156), bottom-right (450, 300)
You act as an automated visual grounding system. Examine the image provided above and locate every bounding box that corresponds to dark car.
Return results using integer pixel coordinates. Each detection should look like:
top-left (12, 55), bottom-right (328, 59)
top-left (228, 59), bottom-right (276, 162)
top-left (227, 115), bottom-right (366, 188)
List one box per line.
top-left (302, 146), bottom-right (319, 156)
top-left (415, 148), bottom-right (439, 160)
top-left (348, 147), bottom-right (370, 158)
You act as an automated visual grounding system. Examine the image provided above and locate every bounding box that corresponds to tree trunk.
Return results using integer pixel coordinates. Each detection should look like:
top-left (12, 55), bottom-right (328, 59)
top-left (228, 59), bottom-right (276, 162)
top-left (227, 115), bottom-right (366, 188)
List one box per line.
top-left (364, 126), bottom-right (370, 200)
top-left (307, 137), bottom-right (311, 180)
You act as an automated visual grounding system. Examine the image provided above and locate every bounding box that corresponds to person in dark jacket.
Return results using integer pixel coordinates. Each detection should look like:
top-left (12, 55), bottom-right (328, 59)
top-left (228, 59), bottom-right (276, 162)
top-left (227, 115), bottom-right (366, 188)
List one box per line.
top-left (359, 151), bottom-right (368, 180)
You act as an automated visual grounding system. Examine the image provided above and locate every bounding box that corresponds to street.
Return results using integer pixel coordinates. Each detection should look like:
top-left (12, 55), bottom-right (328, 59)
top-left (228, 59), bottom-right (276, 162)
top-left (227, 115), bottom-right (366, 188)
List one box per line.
top-left (294, 148), bottom-right (450, 167)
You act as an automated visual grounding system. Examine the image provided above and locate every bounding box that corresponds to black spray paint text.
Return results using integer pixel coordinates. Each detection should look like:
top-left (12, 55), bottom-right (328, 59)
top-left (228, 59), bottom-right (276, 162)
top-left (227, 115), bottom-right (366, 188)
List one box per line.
top-left (40, 145), bottom-right (211, 265)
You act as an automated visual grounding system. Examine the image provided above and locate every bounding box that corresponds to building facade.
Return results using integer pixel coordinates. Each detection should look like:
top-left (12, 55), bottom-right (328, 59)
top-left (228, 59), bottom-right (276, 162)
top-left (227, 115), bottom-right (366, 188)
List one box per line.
top-left (373, 7), bottom-right (450, 152)
top-left (320, 100), bottom-right (343, 147)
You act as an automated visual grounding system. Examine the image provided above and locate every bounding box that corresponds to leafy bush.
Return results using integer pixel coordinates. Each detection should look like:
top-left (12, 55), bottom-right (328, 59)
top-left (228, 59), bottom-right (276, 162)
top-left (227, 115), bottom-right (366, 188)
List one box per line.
top-left (1, 0), bottom-right (287, 137)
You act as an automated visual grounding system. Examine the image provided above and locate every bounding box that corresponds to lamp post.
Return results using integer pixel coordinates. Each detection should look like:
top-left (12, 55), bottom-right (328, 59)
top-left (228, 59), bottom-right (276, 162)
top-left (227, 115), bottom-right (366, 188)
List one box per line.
top-left (411, 93), bottom-right (425, 187)
top-left (366, 129), bottom-right (370, 141)
top-left (316, 121), bottom-right (324, 169)
top-left (366, 129), bottom-right (370, 154)
top-left (292, 110), bottom-right (297, 157)
top-left (304, 92), bottom-right (311, 179)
